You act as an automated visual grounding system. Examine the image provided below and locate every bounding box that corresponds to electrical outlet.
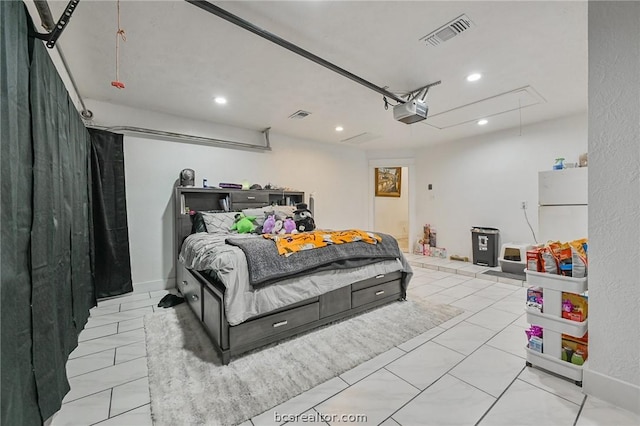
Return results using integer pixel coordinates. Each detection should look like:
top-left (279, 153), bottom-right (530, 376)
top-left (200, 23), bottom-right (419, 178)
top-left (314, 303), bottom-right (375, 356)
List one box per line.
top-left (521, 201), bottom-right (527, 209)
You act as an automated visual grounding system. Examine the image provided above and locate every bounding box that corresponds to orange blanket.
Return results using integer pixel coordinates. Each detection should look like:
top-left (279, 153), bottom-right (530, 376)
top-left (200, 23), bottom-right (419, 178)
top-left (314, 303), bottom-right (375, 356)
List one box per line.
top-left (263, 229), bottom-right (382, 256)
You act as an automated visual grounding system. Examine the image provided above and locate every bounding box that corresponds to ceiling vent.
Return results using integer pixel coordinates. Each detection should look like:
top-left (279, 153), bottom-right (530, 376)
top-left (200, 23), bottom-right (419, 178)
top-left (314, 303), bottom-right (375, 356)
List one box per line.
top-left (288, 110), bottom-right (312, 119)
top-left (420, 14), bottom-right (474, 47)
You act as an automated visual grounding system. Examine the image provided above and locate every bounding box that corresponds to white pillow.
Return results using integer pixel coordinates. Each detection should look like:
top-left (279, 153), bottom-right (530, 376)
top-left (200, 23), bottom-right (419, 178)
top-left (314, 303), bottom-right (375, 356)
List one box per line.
top-left (241, 207), bottom-right (270, 226)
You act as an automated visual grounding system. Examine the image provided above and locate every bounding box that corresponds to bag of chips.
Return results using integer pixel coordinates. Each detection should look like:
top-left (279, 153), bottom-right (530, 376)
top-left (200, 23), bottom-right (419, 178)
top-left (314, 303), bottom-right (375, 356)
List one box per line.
top-left (569, 238), bottom-right (588, 278)
top-left (539, 245), bottom-right (558, 274)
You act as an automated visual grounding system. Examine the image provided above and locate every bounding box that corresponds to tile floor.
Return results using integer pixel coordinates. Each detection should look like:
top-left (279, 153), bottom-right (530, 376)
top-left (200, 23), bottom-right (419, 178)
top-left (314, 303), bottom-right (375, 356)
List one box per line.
top-left (48, 255), bottom-right (640, 426)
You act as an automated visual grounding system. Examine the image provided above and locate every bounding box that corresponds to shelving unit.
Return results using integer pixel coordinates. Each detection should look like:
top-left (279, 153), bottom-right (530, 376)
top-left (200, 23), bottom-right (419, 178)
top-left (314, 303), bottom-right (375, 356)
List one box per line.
top-left (174, 186), bottom-right (305, 261)
top-left (525, 269), bottom-right (588, 386)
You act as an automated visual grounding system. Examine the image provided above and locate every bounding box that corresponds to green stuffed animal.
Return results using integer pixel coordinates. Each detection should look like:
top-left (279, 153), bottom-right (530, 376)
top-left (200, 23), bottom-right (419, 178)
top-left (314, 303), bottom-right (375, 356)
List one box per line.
top-left (230, 213), bottom-right (257, 234)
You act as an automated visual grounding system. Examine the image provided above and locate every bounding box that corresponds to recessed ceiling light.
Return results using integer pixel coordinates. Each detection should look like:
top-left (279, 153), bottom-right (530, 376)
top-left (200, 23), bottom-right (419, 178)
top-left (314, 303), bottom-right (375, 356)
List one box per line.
top-left (477, 119), bottom-right (488, 125)
top-left (214, 97), bottom-right (227, 105)
top-left (466, 73), bottom-right (482, 82)
top-left (335, 126), bottom-right (344, 132)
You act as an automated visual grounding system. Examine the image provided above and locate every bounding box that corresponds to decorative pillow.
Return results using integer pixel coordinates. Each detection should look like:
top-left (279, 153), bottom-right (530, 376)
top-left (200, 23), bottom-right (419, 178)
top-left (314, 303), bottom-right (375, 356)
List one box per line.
top-left (200, 211), bottom-right (238, 234)
top-left (191, 212), bottom-right (208, 234)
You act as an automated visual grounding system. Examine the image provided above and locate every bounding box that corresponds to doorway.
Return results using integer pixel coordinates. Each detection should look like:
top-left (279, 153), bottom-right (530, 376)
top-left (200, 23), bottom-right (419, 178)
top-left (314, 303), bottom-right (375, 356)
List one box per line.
top-left (370, 161), bottom-right (414, 253)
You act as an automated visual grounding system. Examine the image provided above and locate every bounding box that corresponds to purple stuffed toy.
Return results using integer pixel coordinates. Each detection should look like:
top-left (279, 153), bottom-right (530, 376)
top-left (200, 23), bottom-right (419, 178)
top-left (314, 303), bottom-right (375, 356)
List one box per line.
top-left (262, 214), bottom-right (276, 234)
top-left (283, 217), bottom-right (297, 234)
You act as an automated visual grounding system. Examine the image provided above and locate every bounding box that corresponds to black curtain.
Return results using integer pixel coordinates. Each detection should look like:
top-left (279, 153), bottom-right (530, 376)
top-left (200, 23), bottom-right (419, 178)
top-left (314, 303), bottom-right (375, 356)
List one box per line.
top-left (1, 2), bottom-right (41, 425)
top-left (88, 128), bottom-right (133, 298)
top-left (1, 2), bottom-right (96, 423)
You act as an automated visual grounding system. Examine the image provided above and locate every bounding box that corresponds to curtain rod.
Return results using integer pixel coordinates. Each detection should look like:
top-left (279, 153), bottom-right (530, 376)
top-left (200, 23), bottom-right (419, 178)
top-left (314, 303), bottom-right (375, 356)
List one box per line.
top-left (90, 125), bottom-right (272, 152)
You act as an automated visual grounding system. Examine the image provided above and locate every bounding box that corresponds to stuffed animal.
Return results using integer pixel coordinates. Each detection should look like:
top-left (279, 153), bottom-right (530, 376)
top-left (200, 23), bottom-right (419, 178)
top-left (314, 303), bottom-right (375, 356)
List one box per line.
top-left (262, 214), bottom-right (276, 234)
top-left (272, 219), bottom-right (284, 234)
top-left (283, 217), bottom-right (297, 234)
top-left (293, 203), bottom-right (315, 232)
top-left (230, 213), bottom-right (257, 234)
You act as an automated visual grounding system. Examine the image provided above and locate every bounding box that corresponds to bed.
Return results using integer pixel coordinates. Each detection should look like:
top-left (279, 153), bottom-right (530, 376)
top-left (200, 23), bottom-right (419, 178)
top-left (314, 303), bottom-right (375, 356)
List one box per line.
top-left (174, 187), bottom-right (413, 364)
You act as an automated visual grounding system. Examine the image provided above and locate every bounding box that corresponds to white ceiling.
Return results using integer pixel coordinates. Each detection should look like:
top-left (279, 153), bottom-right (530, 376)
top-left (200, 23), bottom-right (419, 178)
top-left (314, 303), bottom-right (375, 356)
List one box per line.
top-left (41, 0), bottom-right (588, 150)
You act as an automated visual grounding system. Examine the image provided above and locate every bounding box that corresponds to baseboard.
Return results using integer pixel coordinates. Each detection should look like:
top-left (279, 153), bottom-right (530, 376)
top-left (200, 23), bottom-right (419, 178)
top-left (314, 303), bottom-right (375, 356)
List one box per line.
top-left (132, 277), bottom-right (175, 294)
top-left (583, 367), bottom-right (640, 415)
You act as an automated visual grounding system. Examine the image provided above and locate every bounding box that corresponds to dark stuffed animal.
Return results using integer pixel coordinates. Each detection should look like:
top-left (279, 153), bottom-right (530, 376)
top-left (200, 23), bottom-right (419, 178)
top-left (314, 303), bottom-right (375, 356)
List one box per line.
top-left (293, 203), bottom-right (316, 232)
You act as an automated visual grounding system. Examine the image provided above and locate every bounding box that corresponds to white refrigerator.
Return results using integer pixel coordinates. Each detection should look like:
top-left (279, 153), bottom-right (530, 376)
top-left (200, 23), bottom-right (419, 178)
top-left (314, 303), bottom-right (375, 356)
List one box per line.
top-left (538, 167), bottom-right (588, 243)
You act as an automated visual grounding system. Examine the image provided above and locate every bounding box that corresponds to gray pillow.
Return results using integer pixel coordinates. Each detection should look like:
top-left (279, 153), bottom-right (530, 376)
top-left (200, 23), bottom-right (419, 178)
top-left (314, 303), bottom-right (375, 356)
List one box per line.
top-left (200, 211), bottom-right (237, 234)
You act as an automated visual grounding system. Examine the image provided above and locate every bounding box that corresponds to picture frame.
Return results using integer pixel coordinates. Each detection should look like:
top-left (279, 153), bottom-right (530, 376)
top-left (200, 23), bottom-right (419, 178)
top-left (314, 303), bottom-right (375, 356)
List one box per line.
top-left (375, 167), bottom-right (402, 197)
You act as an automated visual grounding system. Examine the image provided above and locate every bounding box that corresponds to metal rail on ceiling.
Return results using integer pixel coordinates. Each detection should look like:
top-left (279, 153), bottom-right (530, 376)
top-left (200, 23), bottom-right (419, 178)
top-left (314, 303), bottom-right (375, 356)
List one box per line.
top-left (92, 126), bottom-right (272, 152)
top-left (32, 0), bottom-right (81, 48)
top-left (185, 0), bottom-right (408, 105)
top-left (31, 0), bottom-right (93, 118)
top-left (31, 0), bottom-right (268, 151)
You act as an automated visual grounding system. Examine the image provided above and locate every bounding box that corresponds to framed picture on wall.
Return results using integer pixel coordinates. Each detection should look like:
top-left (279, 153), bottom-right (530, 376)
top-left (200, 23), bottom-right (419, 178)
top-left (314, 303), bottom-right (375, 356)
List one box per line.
top-left (375, 167), bottom-right (402, 197)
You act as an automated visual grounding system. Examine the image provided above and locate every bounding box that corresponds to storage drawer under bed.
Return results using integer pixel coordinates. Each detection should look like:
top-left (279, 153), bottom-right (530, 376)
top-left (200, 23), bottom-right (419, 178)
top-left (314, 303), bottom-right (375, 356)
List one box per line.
top-left (229, 301), bottom-right (320, 348)
top-left (177, 266), bottom-right (203, 321)
top-left (352, 280), bottom-right (401, 308)
top-left (351, 270), bottom-right (403, 291)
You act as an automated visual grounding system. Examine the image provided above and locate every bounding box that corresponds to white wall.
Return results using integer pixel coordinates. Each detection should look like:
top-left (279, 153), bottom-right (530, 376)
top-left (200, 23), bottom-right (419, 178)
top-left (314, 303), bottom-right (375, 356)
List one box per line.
top-left (583, 2), bottom-right (640, 414)
top-left (374, 166), bottom-right (409, 238)
top-left (413, 113), bottom-right (588, 260)
top-left (85, 101), bottom-right (369, 291)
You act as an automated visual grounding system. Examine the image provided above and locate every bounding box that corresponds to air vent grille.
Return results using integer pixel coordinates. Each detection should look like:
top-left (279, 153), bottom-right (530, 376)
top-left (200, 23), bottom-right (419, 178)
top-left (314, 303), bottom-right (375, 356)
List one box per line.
top-left (420, 14), bottom-right (474, 47)
top-left (288, 110), bottom-right (312, 119)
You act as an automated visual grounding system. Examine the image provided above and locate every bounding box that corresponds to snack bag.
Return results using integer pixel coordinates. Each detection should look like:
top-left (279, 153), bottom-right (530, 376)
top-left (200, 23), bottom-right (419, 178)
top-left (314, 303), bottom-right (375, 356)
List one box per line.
top-left (571, 246), bottom-right (587, 277)
top-left (569, 238), bottom-right (588, 260)
top-left (539, 246), bottom-right (558, 274)
top-left (552, 242), bottom-right (573, 264)
top-left (527, 249), bottom-right (543, 272)
top-left (568, 238), bottom-right (588, 278)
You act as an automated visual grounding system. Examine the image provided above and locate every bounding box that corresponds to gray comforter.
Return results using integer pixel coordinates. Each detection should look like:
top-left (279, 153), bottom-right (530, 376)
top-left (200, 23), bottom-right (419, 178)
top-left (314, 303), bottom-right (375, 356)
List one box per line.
top-left (225, 232), bottom-right (408, 290)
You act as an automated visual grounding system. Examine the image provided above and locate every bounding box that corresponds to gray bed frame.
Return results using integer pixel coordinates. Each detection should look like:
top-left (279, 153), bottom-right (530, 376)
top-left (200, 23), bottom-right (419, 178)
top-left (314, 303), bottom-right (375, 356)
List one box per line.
top-left (174, 186), bottom-right (405, 364)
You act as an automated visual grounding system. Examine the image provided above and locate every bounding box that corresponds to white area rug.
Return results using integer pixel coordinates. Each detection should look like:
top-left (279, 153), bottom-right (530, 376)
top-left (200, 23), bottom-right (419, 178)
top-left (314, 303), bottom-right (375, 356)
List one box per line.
top-left (144, 299), bottom-right (462, 426)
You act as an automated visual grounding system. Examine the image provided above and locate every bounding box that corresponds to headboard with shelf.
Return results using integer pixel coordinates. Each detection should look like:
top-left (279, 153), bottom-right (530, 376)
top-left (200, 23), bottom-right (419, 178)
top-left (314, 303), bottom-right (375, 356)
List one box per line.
top-left (174, 186), bottom-right (304, 260)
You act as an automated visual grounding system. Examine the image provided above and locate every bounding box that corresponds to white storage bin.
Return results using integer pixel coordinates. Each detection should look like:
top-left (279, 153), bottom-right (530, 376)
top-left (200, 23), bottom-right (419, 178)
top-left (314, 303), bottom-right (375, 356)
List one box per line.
top-left (499, 243), bottom-right (534, 274)
top-left (525, 269), bottom-right (588, 293)
top-left (524, 268), bottom-right (588, 386)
